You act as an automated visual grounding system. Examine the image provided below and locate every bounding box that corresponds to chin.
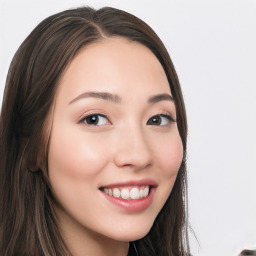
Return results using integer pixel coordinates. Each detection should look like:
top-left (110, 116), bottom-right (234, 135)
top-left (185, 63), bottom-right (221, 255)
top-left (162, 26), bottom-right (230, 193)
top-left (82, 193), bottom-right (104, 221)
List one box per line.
top-left (105, 220), bottom-right (154, 242)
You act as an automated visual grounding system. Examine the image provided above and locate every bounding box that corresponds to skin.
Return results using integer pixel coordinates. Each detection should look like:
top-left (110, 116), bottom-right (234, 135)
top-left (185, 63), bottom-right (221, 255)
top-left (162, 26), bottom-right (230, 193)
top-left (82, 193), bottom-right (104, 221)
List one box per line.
top-left (48, 37), bottom-right (183, 256)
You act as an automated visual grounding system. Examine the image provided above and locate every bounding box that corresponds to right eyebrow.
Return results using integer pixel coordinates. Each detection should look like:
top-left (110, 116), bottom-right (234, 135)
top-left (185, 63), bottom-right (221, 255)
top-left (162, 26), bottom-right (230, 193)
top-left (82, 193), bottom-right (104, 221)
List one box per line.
top-left (69, 91), bottom-right (121, 105)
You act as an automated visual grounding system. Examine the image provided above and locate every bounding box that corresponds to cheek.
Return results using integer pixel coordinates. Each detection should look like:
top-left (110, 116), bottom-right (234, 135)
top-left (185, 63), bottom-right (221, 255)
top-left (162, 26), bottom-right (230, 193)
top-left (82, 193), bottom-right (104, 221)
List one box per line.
top-left (164, 140), bottom-right (183, 176)
top-left (47, 128), bottom-right (111, 221)
top-left (48, 128), bottom-right (109, 185)
top-left (154, 132), bottom-right (183, 178)
top-left (151, 129), bottom-right (183, 208)
top-left (147, 130), bottom-right (183, 221)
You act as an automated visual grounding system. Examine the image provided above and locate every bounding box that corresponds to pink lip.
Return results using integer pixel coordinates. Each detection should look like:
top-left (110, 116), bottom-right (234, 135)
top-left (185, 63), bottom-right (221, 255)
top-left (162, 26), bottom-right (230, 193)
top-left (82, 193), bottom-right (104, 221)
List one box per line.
top-left (100, 178), bottom-right (158, 189)
top-left (99, 178), bottom-right (157, 212)
top-left (100, 187), bottom-right (156, 212)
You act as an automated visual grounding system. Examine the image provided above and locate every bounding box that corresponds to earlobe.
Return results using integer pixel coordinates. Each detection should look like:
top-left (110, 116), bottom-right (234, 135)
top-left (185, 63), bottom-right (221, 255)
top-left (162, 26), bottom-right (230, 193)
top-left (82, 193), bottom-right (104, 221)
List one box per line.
top-left (28, 164), bottom-right (40, 172)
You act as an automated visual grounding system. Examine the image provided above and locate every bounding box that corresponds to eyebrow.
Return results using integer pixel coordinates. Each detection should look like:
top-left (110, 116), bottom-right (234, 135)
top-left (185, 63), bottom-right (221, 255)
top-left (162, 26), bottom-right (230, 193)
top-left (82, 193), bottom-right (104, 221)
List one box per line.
top-left (69, 91), bottom-right (121, 104)
top-left (148, 93), bottom-right (174, 103)
top-left (69, 91), bottom-right (174, 105)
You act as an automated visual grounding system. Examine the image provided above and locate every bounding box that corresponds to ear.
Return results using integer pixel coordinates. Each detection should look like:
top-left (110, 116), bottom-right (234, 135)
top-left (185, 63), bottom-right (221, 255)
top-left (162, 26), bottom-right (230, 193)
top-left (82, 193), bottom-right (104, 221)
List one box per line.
top-left (28, 164), bottom-right (40, 172)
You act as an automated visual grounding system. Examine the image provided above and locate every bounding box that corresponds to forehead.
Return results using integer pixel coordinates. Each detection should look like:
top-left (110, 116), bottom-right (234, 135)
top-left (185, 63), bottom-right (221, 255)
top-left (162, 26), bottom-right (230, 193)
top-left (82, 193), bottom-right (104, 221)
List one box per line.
top-left (56, 37), bottom-right (171, 104)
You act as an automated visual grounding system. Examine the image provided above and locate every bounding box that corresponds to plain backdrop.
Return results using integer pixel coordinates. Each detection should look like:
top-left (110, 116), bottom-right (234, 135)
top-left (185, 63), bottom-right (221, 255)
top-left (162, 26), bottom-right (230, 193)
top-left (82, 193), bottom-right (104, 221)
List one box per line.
top-left (0, 0), bottom-right (255, 255)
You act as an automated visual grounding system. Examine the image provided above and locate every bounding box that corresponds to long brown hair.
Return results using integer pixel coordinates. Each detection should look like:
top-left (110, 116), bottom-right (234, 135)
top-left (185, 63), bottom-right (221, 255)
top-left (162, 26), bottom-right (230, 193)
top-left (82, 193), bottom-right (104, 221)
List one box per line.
top-left (0, 6), bottom-right (189, 256)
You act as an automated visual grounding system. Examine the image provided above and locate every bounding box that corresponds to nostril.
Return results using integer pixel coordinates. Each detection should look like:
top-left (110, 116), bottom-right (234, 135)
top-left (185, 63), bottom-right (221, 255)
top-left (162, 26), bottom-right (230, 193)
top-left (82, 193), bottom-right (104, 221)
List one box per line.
top-left (113, 150), bottom-right (152, 170)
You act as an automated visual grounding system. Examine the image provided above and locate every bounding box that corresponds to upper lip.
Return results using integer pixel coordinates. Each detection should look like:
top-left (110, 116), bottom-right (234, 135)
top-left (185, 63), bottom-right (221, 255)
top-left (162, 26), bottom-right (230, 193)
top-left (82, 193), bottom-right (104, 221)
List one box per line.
top-left (100, 178), bottom-right (158, 189)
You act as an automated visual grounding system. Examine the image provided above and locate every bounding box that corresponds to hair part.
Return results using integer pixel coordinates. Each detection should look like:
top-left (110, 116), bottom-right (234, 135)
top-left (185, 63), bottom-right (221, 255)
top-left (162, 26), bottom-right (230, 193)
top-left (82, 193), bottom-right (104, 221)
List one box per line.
top-left (0, 6), bottom-right (189, 256)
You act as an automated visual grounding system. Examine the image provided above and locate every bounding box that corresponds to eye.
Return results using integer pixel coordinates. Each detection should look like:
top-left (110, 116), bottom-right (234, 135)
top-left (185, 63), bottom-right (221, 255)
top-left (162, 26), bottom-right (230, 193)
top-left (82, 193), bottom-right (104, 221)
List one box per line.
top-left (81, 114), bottom-right (110, 126)
top-left (147, 114), bottom-right (174, 126)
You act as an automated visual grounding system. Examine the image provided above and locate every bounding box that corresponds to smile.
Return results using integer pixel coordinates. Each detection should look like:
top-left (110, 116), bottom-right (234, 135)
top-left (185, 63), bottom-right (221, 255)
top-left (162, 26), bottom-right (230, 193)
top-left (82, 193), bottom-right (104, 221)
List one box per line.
top-left (99, 179), bottom-right (157, 211)
top-left (101, 186), bottom-right (150, 200)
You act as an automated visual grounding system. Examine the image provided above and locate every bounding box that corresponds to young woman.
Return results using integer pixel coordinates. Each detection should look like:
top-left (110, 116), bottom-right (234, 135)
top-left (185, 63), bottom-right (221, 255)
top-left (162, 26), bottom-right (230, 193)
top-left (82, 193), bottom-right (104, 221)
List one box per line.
top-left (0, 6), bottom-right (189, 256)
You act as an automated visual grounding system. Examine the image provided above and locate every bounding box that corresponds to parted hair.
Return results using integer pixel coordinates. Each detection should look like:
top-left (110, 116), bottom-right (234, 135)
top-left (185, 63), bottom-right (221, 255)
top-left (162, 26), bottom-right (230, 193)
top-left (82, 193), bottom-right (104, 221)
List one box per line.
top-left (0, 6), bottom-right (189, 256)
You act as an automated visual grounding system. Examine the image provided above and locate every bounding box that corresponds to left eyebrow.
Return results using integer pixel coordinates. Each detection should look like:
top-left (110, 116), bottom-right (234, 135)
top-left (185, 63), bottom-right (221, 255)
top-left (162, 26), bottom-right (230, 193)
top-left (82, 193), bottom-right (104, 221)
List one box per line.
top-left (148, 93), bottom-right (174, 104)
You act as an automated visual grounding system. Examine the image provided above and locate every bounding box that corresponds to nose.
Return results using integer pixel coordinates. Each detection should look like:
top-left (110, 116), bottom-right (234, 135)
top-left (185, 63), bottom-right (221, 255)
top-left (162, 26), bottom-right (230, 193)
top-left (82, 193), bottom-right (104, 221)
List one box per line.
top-left (113, 126), bottom-right (153, 170)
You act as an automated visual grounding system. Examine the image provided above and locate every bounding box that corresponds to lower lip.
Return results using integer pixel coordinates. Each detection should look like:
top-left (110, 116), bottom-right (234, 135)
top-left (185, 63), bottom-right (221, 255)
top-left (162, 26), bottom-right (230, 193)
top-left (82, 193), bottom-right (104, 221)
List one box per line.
top-left (100, 188), bottom-right (156, 212)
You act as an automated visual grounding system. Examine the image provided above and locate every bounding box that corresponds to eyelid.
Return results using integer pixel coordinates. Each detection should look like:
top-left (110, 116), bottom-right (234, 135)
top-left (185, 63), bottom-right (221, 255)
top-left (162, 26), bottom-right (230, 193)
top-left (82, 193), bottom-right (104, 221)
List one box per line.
top-left (156, 110), bottom-right (176, 121)
top-left (79, 112), bottom-right (111, 126)
top-left (160, 113), bottom-right (176, 122)
top-left (76, 109), bottom-right (109, 122)
top-left (147, 112), bottom-right (176, 126)
top-left (76, 110), bottom-right (176, 127)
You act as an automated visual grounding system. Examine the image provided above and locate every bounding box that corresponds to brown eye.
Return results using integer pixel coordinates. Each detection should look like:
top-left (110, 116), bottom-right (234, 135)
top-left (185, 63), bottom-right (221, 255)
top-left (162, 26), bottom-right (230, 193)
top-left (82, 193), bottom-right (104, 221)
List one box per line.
top-left (147, 114), bottom-right (174, 126)
top-left (147, 115), bottom-right (161, 125)
top-left (82, 114), bottom-right (109, 126)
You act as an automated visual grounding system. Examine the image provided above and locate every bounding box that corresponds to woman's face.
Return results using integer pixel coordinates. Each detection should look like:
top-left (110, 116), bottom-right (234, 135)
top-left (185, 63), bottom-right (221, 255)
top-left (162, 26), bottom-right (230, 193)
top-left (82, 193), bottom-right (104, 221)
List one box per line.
top-left (48, 37), bottom-right (183, 243)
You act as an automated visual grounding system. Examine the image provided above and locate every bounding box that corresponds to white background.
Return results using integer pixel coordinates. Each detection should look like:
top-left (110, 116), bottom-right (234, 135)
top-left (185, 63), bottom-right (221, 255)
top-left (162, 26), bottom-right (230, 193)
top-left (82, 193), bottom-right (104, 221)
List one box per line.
top-left (0, 0), bottom-right (255, 255)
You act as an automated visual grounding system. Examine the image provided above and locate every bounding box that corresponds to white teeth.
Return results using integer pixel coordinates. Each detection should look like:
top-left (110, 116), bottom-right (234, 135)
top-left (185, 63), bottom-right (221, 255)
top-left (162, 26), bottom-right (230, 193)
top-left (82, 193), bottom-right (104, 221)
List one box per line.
top-left (130, 188), bottom-right (140, 199)
top-left (120, 188), bottom-right (130, 199)
top-left (113, 188), bottom-right (121, 198)
top-left (139, 188), bottom-right (144, 199)
top-left (143, 187), bottom-right (149, 197)
top-left (102, 186), bottom-right (150, 200)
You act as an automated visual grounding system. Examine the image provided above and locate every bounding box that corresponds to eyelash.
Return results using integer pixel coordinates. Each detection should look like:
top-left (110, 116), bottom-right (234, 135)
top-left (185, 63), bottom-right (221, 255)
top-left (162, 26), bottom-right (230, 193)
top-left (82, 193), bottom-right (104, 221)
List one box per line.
top-left (80, 114), bottom-right (111, 126)
top-left (80, 113), bottom-right (175, 127)
top-left (147, 113), bottom-right (175, 126)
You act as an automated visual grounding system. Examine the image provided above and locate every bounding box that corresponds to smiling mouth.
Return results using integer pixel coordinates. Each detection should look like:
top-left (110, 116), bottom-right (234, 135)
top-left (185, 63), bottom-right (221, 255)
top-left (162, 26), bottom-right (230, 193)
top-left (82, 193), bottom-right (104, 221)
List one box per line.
top-left (100, 186), bottom-right (150, 200)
